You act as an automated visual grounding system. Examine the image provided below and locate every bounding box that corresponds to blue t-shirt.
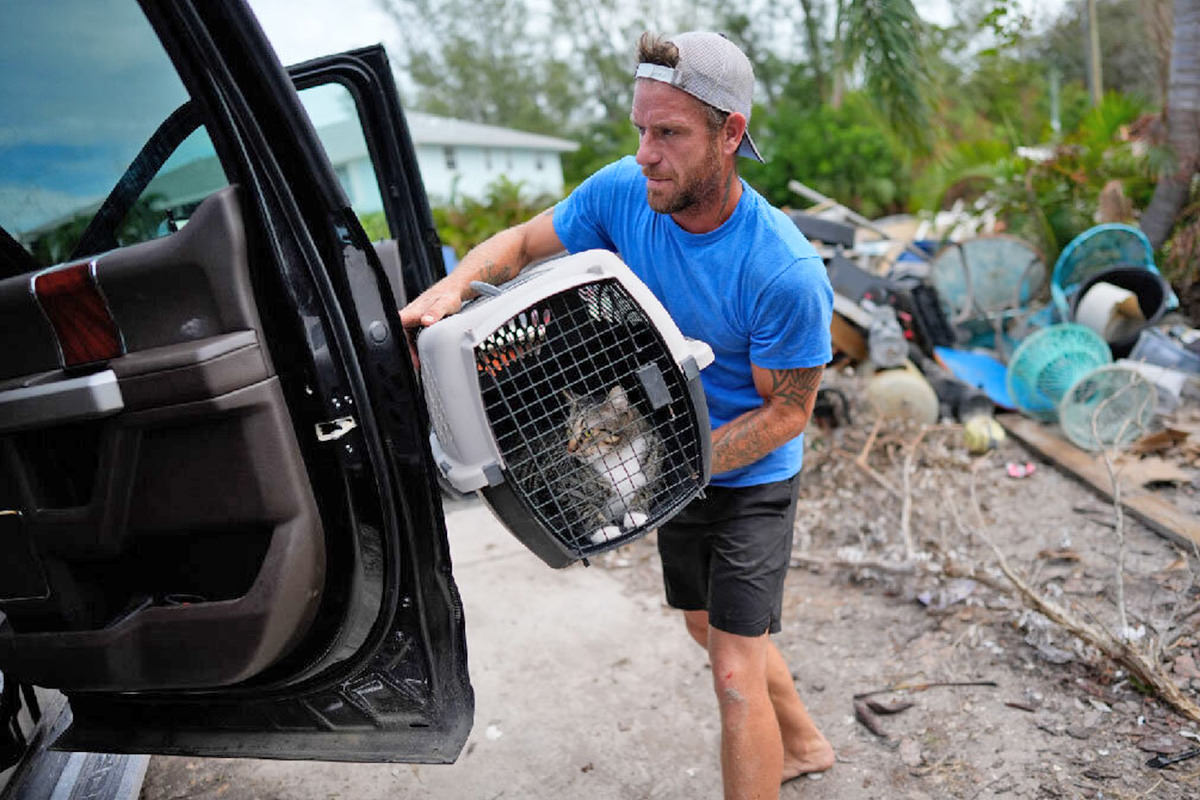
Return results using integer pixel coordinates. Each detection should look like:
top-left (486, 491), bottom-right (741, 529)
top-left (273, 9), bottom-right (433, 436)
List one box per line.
top-left (552, 156), bottom-right (833, 487)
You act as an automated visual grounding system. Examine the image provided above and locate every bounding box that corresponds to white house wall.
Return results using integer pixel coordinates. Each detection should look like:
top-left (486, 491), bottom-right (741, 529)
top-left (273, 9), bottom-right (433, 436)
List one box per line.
top-left (413, 145), bottom-right (567, 205)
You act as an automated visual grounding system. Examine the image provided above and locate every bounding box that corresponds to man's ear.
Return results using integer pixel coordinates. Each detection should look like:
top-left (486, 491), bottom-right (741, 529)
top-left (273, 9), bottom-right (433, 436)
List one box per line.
top-left (722, 112), bottom-right (748, 158)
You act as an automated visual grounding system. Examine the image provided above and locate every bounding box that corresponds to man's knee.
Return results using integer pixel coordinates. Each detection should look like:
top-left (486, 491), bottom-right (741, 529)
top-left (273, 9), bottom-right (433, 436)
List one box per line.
top-left (683, 609), bottom-right (709, 648)
top-left (707, 628), bottom-right (769, 708)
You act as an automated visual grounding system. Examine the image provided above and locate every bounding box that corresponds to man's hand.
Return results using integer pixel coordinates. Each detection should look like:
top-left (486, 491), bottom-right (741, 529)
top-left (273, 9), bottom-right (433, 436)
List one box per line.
top-left (398, 276), bottom-right (468, 330)
top-left (709, 364), bottom-right (824, 475)
top-left (398, 211), bottom-right (566, 367)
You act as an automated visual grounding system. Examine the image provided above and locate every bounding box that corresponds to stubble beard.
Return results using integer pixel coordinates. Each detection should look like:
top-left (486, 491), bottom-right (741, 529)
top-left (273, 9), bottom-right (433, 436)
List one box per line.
top-left (645, 136), bottom-right (725, 215)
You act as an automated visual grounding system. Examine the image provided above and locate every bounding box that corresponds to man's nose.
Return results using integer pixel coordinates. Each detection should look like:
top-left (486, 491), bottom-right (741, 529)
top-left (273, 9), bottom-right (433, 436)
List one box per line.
top-left (635, 133), bottom-right (658, 166)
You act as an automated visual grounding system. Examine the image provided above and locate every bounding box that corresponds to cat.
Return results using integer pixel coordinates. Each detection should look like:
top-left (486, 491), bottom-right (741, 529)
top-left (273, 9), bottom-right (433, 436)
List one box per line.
top-left (563, 385), bottom-right (660, 545)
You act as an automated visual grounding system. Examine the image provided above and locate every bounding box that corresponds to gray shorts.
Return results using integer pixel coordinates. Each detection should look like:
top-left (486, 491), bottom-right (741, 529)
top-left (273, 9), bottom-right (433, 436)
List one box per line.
top-left (657, 475), bottom-right (800, 637)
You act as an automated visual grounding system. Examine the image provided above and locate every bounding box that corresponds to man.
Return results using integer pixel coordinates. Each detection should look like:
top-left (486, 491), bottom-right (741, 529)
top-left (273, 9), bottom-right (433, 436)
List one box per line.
top-left (401, 31), bottom-right (834, 800)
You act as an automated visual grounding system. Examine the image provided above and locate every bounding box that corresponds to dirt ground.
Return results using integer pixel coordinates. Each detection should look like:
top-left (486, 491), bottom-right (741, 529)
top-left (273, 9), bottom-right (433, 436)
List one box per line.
top-left (594, 371), bottom-right (1200, 799)
top-left (140, 375), bottom-right (1200, 799)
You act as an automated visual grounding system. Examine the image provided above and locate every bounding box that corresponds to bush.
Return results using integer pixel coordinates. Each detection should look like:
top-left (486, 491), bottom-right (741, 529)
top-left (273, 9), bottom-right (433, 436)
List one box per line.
top-left (742, 93), bottom-right (912, 219)
top-left (431, 176), bottom-right (560, 258)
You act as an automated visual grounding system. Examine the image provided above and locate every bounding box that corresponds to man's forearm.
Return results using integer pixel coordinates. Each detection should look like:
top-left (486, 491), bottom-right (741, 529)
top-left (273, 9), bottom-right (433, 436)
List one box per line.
top-left (710, 402), bottom-right (810, 475)
top-left (441, 226), bottom-right (533, 300)
top-left (710, 365), bottom-right (823, 475)
top-left (400, 222), bottom-right (546, 329)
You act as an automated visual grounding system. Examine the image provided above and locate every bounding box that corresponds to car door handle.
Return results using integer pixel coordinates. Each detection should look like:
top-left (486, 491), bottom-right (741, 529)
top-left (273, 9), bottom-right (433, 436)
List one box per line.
top-left (0, 369), bottom-right (123, 434)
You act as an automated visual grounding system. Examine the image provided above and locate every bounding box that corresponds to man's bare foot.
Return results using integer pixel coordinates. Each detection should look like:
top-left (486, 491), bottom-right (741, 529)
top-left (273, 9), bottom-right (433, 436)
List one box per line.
top-left (781, 736), bottom-right (835, 783)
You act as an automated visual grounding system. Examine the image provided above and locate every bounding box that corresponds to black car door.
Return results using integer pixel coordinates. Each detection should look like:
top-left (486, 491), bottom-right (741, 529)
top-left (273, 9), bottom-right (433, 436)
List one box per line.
top-left (0, 0), bottom-right (471, 763)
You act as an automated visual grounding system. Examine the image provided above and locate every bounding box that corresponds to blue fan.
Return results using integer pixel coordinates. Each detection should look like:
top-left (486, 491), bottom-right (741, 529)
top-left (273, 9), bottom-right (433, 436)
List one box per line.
top-left (1005, 324), bottom-right (1112, 421)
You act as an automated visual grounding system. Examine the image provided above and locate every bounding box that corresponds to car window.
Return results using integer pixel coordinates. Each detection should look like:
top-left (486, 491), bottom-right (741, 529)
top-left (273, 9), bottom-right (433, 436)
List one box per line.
top-left (0, 0), bottom-right (229, 268)
top-left (299, 83), bottom-right (390, 240)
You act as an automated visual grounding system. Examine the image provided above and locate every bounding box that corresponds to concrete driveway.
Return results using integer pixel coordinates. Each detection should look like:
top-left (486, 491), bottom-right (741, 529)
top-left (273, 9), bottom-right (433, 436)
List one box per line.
top-left (141, 496), bottom-right (727, 799)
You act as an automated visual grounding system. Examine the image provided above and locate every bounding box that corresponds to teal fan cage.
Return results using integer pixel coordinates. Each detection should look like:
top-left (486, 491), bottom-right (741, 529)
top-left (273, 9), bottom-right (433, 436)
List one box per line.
top-left (1005, 324), bottom-right (1112, 421)
top-left (1058, 365), bottom-right (1157, 452)
top-left (929, 235), bottom-right (1046, 324)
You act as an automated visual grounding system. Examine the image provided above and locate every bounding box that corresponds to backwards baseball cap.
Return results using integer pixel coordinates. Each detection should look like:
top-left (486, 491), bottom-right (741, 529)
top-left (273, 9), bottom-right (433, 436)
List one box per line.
top-left (634, 31), bottom-right (764, 162)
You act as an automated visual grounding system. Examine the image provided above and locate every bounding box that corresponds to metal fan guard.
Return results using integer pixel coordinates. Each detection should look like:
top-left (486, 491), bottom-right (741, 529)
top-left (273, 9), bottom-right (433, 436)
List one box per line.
top-left (1058, 365), bottom-right (1157, 452)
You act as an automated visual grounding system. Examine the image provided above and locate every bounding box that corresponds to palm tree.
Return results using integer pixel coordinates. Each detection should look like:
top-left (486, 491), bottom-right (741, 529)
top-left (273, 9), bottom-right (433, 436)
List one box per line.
top-left (1141, 0), bottom-right (1200, 249)
top-left (820, 0), bottom-right (932, 150)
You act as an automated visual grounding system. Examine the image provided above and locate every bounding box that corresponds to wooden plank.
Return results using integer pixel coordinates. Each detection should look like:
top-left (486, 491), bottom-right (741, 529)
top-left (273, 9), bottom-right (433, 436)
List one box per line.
top-left (998, 413), bottom-right (1200, 549)
top-left (830, 312), bottom-right (868, 362)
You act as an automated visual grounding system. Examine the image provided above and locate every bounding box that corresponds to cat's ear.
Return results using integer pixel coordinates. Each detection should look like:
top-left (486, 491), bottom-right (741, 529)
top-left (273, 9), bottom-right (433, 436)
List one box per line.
top-left (561, 389), bottom-right (578, 407)
top-left (607, 385), bottom-right (629, 412)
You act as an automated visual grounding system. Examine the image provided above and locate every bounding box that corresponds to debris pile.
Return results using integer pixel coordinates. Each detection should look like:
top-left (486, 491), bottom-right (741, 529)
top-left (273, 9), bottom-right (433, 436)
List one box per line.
top-left (793, 181), bottom-right (1200, 550)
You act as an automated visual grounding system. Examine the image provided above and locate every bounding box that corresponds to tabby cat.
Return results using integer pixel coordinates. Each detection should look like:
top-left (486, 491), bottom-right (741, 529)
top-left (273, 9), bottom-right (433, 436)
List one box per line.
top-left (564, 385), bottom-right (660, 545)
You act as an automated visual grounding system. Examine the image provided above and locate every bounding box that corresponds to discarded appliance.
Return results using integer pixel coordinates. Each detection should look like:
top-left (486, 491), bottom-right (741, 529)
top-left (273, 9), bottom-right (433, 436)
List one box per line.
top-left (1071, 267), bottom-right (1170, 357)
top-left (1005, 324), bottom-right (1112, 421)
top-left (418, 251), bottom-right (714, 568)
top-left (1050, 223), bottom-right (1177, 321)
top-left (1058, 365), bottom-right (1157, 451)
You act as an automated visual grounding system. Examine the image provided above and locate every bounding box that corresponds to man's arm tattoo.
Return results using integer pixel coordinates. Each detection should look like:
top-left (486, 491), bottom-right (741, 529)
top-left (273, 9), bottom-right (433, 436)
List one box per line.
top-left (476, 258), bottom-right (511, 286)
top-left (709, 366), bottom-right (824, 474)
top-left (769, 366), bottom-right (824, 411)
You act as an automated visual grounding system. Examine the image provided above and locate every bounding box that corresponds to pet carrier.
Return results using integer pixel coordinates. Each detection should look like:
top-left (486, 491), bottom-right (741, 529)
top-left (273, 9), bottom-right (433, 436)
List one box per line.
top-left (418, 250), bottom-right (715, 568)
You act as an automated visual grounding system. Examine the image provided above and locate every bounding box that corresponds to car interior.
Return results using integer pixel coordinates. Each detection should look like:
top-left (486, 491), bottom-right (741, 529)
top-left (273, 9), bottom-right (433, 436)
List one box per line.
top-left (1, 1), bottom-right (475, 776)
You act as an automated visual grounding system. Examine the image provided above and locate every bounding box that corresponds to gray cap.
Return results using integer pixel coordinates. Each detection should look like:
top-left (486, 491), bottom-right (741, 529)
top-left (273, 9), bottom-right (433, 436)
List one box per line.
top-left (634, 31), bottom-right (763, 162)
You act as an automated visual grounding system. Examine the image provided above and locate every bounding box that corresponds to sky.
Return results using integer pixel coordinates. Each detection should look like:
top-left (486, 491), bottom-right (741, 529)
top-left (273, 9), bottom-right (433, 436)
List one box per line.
top-left (246, 0), bottom-right (1072, 70)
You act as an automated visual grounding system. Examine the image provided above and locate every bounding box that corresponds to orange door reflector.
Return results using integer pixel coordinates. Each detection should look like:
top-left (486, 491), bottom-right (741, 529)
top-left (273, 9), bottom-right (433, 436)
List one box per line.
top-left (34, 262), bottom-right (124, 367)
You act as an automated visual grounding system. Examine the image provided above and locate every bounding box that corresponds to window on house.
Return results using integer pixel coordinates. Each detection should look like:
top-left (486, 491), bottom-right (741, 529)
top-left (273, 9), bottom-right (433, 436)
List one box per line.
top-left (333, 164), bottom-right (351, 194)
top-left (535, 152), bottom-right (544, 171)
top-left (444, 146), bottom-right (457, 170)
top-left (505, 149), bottom-right (513, 170)
top-left (483, 148), bottom-right (492, 170)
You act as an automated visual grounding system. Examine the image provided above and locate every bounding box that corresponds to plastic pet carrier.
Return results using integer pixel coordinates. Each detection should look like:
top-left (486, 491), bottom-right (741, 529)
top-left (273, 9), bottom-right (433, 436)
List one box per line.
top-left (418, 250), bottom-right (714, 568)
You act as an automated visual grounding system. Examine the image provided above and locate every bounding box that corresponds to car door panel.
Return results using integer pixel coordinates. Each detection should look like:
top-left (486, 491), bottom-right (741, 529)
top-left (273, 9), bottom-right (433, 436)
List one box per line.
top-left (0, 187), bottom-right (325, 692)
top-left (0, 0), bottom-right (471, 763)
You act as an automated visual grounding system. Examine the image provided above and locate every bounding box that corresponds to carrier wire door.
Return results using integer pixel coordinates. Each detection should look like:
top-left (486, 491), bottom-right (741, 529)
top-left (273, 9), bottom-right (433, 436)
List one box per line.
top-left (419, 250), bottom-right (713, 567)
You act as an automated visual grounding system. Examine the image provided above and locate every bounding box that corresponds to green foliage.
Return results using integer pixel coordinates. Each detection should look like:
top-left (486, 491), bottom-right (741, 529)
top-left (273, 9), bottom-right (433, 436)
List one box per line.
top-left (1034, 0), bottom-right (1163, 104)
top-left (923, 93), bottom-right (1155, 264)
top-left (357, 211), bottom-right (390, 242)
top-left (839, 0), bottom-right (933, 152)
top-left (742, 94), bottom-right (911, 219)
top-left (976, 0), bottom-right (1032, 54)
top-left (381, 0), bottom-right (1180, 247)
top-left (561, 118), bottom-right (639, 189)
top-left (431, 176), bottom-right (560, 258)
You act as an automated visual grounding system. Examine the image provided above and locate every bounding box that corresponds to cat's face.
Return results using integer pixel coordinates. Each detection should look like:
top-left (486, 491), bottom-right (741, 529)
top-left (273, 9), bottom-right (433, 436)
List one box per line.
top-left (565, 386), bottom-right (634, 459)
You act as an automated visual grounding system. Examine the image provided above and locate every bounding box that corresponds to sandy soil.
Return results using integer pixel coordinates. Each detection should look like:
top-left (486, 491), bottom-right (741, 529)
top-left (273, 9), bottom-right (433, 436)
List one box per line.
top-left (596, 378), bottom-right (1200, 799)
top-left (140, 379), bottom-right (1200, 799)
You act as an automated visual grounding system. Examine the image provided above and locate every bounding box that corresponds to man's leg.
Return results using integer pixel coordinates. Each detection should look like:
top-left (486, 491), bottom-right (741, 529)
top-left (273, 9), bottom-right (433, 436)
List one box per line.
top-left (707, 623), bottom-right (782, 799)
top-left (766, 639), bottom-right (835, 779)
top-left (684, 610), bottom-right (833, 785)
